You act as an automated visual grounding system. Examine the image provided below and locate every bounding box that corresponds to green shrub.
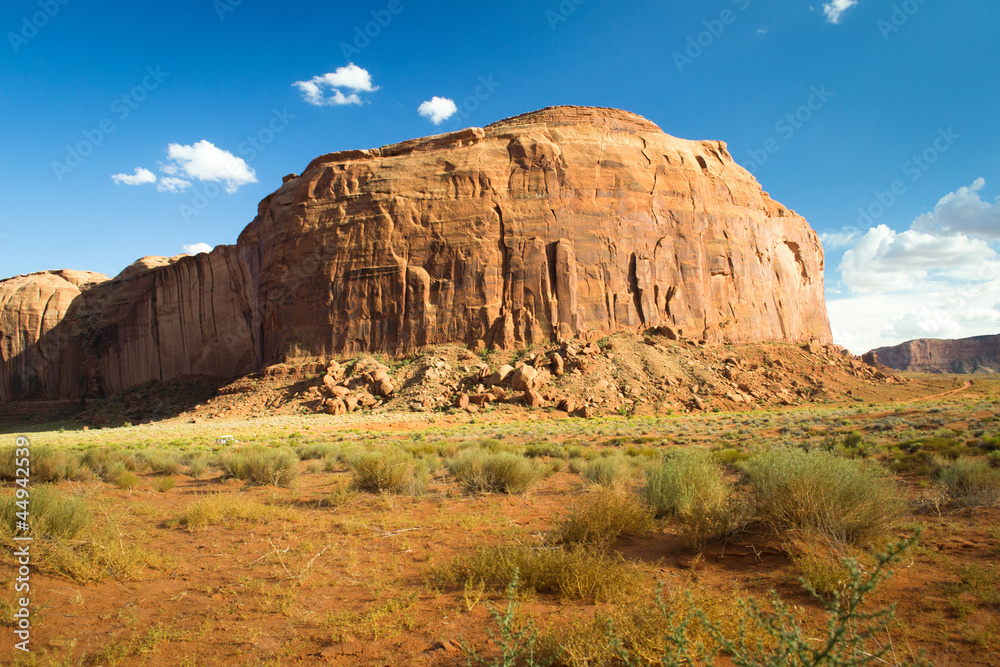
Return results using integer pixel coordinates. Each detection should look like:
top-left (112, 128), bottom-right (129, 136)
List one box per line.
top-left (938, 457), bottom-right (1000, 507)
top-left (0, 446), bottom-right (86, 483)
top-left (524, 442), bottom-right (568, 459)
top-left (0, 486), bottom-right (149, 582)
top-left (296, 443), bottom-right (340, 460)
top-left (151, 477), bottom-right (176, 493)
top-left (112, 471), bottom-right (141, 490)
top-left (988, 450), bottom-right (1000, 468)
top-left (607, 536), bottom-right (929, 666)
top-left (744, 449), bottom-right (904, 547)
top-left (81, 447), bottom-right (140, 481)
top-left (432, 544), bottom-right (641, 602)
top-left (0, 485), bottom-right (90, 540)
top-left (582, 456), bottom-right (633, 490)
top-left (447, 451), bottom-right (541, 494)
top-left (218, 447), bottom-right (298, 488)
top-left (185, 453), bottom-right (211, 478)
top-left (550, 491), bottom-right (655, 550)
top-left (644, 450), bottom-right (735, 549)
top-left (141, 450), bottom-right (181, 475)
top-left (349, 448), bottom-right (428, 495)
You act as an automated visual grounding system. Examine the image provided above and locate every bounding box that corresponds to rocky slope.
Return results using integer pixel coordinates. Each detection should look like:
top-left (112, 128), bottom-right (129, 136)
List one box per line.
top-left (0, 106), bottom-right (832, 401)
top-left (870, 334), bottom-right (1000, 374)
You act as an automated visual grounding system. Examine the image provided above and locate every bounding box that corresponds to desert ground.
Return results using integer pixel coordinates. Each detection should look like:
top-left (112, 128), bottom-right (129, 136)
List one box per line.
top-left (2, 339), bottom-right (999, 666)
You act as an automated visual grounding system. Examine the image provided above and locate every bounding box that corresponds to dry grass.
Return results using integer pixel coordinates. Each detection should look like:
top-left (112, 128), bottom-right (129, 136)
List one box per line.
top-left (349, 447), bottom-right (429, 495)
top-left (644, 450), bottom-right (738, 550)
top-left (167, 495), bottom-right (287, 532)
top-left (549, 490), bottom-right (655, 550)
top-left (217, 446), bottom-right (298, 488)
top-left (0, 486), bottom-right (151, 582)
top-left (938, 457), bottom-right (1000, 507)
top-left (446, 451), bottom-right (541, 494)
top-left (744, 449), bottom-right (905, 548)
top-left (431, 543), bottom-right (643, 602)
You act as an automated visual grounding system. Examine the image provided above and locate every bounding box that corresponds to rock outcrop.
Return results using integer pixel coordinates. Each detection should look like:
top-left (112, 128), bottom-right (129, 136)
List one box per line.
top-left (0, 270), bottom-right (108, 402)
top-left (0, 106), bottom-right (832, 401)
top-left (870, 334), bottom-right (1000, 374)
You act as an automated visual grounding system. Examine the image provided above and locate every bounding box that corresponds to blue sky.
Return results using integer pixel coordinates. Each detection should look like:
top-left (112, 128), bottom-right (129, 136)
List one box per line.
top-left (1, 0), bottom-right (998, 352)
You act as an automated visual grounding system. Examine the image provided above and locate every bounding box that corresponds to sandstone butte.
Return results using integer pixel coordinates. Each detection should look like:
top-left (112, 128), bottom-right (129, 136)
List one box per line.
top-left (871, 334), bottom-right (1000, 374)
top-left (0, 106), bottom-right (832, 402)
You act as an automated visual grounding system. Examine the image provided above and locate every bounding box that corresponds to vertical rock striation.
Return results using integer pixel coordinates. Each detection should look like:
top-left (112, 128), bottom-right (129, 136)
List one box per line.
top-left (0, 106), bottom-right (832, 400)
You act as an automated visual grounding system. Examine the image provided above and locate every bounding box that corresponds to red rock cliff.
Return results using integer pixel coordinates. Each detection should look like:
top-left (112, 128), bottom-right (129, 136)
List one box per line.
top-left (871, 334), bottom-right (1000, 374)
top-left (0, 106), bottom-right (832, 400)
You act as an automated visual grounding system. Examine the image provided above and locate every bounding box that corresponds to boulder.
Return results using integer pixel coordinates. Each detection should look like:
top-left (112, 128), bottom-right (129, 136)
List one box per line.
top-left (487, 364), bottom-right (514, 387)
top-left (510, 364), bottom-right (539, 392)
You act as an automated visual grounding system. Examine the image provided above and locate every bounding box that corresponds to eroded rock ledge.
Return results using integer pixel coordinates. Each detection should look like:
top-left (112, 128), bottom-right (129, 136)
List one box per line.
top-left (0, 106), bottom-right (831, 401)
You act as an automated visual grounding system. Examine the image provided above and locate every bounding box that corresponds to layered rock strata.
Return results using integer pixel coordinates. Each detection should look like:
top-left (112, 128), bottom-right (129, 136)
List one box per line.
top-left (0, 106), bottom-right (832, 400)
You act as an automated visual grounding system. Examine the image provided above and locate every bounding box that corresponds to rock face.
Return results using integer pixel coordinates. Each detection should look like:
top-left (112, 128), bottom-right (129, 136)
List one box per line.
top-left (871, 335), bottom-right (1000, 374)
top-left (0, 106), bottom-right (832, 401)
top-left (0, 270), bottom-right (107, 402)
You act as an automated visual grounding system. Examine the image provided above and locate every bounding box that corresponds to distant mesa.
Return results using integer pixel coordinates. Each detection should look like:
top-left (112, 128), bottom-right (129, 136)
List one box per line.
top-left (869, 334), bottom-right (1000, 374)
top-left (0, 106), bottom-right (831, 402)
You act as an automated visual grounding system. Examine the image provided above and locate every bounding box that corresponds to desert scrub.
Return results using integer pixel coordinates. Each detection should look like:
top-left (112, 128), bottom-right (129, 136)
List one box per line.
top-left (0, 486), bottom-right (149, 581)
top-left (744, 448), bottom-right (904, 547)
top-left (938, 457), bottom-right (1000, 507)
top-left (431, 544), bottom-right (642, 602)
top-left (111, 470), bottom-right (141, 490)
top-left (139, 450), bottom-right (181, 475)
top-left (0, 445), bottom-right (86, 483)
top-left (218, 446), bottom-right (298, 488)
top-left (151, 477), bottom-right (176, 493)
top-left (605, 536), bottom-right (930, 666)
top-left (447, 451), bottom-right (541, 494)
top-left (540, 584), bottom-right (753, 667)
top-left (184, 452), bottom-right (211, 478)
top-left (644, 450), bottom-right (737, 549)
top-left (349, 447), bottom-right (429, 495)
top-left (549, 490), bottom-right (655, 550)
top-left (168, 495), bottom-right (285, 531)
top-left (80, 447), bottom-right (141, 481)
top-left (581, 456), bottom-right (633, 490)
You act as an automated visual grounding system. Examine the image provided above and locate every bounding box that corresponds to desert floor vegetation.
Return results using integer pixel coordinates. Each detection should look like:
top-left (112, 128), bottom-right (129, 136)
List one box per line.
top-left (1, 374), bottom-right (1000, 664)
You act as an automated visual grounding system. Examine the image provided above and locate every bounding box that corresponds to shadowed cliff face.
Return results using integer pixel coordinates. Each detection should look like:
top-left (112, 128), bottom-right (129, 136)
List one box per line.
top-left (0, 106), bottom-right (832, 401)
top-left (871, 335), bottom-right (1000, 374)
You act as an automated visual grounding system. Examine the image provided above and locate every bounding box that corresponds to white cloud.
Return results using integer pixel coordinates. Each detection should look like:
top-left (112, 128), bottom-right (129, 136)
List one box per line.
top-left (828, 281), bottom-right (1000, 353)
top-left (819, 229), bottom-right (860, 249)
top-left (823, 0), bottom-right (857, 23)
top-left (161, 141), bottom-right (256, 193)
top-left (111, 167), bottom-right (156, 186)
top-left (183, 242), bottom-right (214, 255)
top-left (840, 225), bottom-right (996, 293)
top-left (418, 97), bottom-right (458, 125)
top-left (911, 178), bottom-right (1000, 240)
top-left (293, 64), bottom-right (377, 106)
top-left (156, 176), bottom-right (193, 193)
top-left (828, 179), bottom-right (1000, 353)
